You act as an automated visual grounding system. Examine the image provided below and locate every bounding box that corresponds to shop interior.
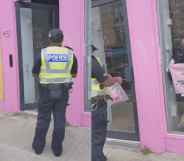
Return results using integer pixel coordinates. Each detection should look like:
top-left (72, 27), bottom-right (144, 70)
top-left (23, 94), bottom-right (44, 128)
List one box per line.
top-left (91, 0), bottom-right (139, 140)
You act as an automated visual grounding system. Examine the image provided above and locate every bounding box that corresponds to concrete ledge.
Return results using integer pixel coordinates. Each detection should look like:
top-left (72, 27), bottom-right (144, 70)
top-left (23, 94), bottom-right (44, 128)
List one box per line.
top-left (106, 138), bottom-right (140, 152)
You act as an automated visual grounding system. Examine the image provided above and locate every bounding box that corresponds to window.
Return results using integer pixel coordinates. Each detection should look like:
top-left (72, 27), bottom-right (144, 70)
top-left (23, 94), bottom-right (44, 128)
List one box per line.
top-left (86, 0), bottom-right (139, 140)
top-left (159, 0), bottom-right (184, 132)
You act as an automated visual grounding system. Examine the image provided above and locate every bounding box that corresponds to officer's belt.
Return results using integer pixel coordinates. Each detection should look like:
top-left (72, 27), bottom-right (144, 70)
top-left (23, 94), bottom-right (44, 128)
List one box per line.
top-left (40, 82), bottom-right (73, 89)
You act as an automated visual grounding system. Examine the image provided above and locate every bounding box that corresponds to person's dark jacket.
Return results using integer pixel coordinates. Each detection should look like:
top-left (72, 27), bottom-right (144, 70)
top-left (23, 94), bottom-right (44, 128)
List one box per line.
top-left (91, 55), bottom-right (107, 83)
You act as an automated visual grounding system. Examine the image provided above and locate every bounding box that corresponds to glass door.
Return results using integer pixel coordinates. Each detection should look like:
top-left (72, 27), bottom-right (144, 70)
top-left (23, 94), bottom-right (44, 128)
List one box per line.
top-left (91, 0), bottom-right (139, 140)
top-left (15, 2), bottom-right (59, 110)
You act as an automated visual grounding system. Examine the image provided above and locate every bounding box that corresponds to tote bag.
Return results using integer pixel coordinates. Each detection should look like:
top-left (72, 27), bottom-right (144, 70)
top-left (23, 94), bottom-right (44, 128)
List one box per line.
top-left (104, 83), bottom-right (129, 104)
top-left (169, 62), bottom-right (184, 95)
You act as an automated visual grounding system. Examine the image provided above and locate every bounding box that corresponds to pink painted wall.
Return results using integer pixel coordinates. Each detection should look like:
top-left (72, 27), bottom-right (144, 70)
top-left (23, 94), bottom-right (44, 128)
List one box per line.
top-left (0, 0), bottom-right (90, 126)
top-left (59, 0), bottom-right (168, 152)
top-left (1, 0), bottom-right (184, 155)
top-left (128, 0), bottom-right (184, 154)
top-left (126, 0), bottom-right (166, 153)
top-left (166, 134), bottom-right (184, 154)
top-left (0, 0), bottom-right (90, 125)
top-left (59, 0), bottom-right (90, 127)
top-left (0, 0), bottom-right (20, 112)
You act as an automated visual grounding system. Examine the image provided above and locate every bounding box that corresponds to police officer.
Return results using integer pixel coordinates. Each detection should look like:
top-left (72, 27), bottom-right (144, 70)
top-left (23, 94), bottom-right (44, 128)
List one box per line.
top-left (91, 45), bottom-right (122, 161)
top-left (32, 29), bottom-right (78, 156)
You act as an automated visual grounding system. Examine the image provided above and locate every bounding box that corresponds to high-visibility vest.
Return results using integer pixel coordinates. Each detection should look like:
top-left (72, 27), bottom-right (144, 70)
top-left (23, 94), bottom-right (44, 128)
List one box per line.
top-left (91, 56), bottom-right (104, 98)
top-left (39, 46), bottom-right (74, 84)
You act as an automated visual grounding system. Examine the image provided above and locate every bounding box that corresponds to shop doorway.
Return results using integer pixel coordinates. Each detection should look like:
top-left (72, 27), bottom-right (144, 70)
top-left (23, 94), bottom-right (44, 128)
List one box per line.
top-left (90, 0), bottom-right (139, 140)
top-left (158, 0), bottom-right (184, 133)
top-left (15, 1), bottom-right (59, 110)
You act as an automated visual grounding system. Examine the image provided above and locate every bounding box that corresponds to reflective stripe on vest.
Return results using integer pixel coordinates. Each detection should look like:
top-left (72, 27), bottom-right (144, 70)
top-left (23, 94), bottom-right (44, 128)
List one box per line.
top-left (91, 56), bottom-right (104, 98)
top-left (39, 47), bottom-right (74, 84)
top-left (91, 78), bottom-right (103, 98)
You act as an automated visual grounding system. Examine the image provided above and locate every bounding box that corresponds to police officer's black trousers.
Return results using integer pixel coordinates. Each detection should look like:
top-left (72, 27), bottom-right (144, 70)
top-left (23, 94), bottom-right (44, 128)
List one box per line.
top-left (32, 84), bottom-right (69, 153)
top-left (92, 99), bottom-right (108, 161)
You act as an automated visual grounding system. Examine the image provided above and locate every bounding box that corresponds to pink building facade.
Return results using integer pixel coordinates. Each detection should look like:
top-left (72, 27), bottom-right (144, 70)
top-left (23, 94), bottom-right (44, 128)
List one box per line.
top-left (0, 0), bottom-right (184, 155)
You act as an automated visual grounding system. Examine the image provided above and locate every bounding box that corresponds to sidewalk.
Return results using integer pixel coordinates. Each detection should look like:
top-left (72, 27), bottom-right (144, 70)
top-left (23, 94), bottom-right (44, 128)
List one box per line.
top-left (0, 112), bottom-right (184, 161)
top-left (104, 143), bottom-right (184, 161)
top-left (0, 112), bottom-right (90, 161)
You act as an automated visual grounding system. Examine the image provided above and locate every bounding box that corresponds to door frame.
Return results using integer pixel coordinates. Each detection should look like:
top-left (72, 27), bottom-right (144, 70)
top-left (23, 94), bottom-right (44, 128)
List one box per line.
top-left (88, 0), bottom-right (140, 141)
top-left (156, 0), bottom-right (184, 154)
top-left (156, 0), bottom-right (176, 132)
top-left (15, 1), bottom-right (59, 110)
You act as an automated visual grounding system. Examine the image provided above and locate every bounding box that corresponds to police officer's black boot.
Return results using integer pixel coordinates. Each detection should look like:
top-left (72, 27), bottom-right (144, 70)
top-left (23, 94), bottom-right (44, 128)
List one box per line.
top-left (51, 143), bottom-right (63, 157)
top-left (51, 136), bottom-right (63, 157)
top-left (51, 130), bottom-right (64, 157)
top-left (32, 128), bottom-right (47, 155)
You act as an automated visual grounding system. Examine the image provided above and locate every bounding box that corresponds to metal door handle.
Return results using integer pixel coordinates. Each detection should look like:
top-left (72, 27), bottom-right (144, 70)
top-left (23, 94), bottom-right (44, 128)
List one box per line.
top-left (9, 54), bottom-right (13, 68)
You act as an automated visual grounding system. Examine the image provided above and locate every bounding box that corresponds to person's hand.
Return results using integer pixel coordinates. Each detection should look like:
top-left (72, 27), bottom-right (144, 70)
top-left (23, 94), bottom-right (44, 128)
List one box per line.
top-left (102, 74), bottom-right (122, 87)
top-left (105, 74), bottom-right (122, 84)
top-left (112, 76), bottom-right (123, 84)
